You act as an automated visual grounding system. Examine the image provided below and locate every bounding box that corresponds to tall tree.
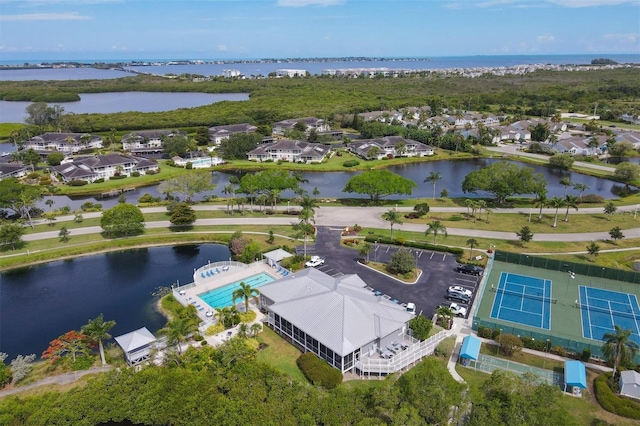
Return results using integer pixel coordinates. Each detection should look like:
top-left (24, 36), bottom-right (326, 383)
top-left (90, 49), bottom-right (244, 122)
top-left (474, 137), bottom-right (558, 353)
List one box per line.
top-left (81, 314), bottom-right (116, 366)
top-left (517, 226), bottom-right (533, 245)
top-left (382, 209), bottom-right (403, 240)
top-left (231, 282), bottom-right (260, 313)
top-left (42, 330), bottom-right (93, 364)
top-left (602, 325), bottom-right (639, 378)
top-left (425, 220), bottom-right (447, 244)
top-left (462, 162), bottom-right (545, 204)
top-left (559, 177), bottom-right (574, 197)
top-left (100, 204), bottom-right (145, 238)
top-left (158, 172), bottom-right (216, 203)
top-left (424, 172), bottom-right (442, 200)
top-left (0, 222), bottom-right (25, 250)
top-left (343, 170), bottom-right (416, 202)
top-left (547, 196), bottom-right (565, 228)
top-left (158, 317), bottom-right (197, 354)
top-left (573, 183), bottom-right (589, 201)
top-left (563, 195), bottom-right (579, 222)
top-left (467, 238), bottom-right (478, 260)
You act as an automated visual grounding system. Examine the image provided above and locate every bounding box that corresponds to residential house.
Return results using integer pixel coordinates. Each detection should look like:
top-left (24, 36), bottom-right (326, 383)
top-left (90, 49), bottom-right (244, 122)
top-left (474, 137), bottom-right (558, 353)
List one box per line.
top-left (259, 268), bottom-right (415, 373)
top-left (499, 125), bottom-right (531, 142)
top-left (208, 123), bottom-right (257, 145)
top-left (275, 69), bottom-right (307, 77)
top-left (272, 117), bottom-right (330, 136)
top-left (348, 136), bottom-right (434, 160)
top-left (615, 131), bottom-right (640, 149)
top-left (246, 139), bottom-right (330, 163)
top-left (121, 130), bottom-right (187, 155)
top-left (23, 132), bottom-right (103, 153)
top-left (0, 163), bottom-right (27, 180)
top-left (52, 153), bottom-right (158, 183)
top-left (114, 327), bottom-right (158, 366)
top-left (551, 135), bottom-right (606, 155)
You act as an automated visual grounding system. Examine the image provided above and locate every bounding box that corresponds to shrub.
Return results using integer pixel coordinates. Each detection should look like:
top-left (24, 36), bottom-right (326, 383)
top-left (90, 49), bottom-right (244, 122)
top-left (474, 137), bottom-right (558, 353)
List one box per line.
top-left (388, 249), bottom-right (415, 274)
top-left (138, 193), bottom-right (161, 204)
top-left (146, 169), bottom-right (158, 175)
top-left (580, 194), bottom-right (605, 203)
top-left (26, 172), bottom-right (40, 180)
top-left (581, 348), bottom-right (592, 362)
top-left (131, 171), bottom-right (140, 177)
top-left (342, 159), bottom-right (360, 167)
top-left (239, 310), bottom-right (257, 323)
top-left (477, 325), bottom-right (493, 339)
top-left (205, 323), bottom-right (224, 336)
top-left (296, 352), bottom-right (343, 389)
top-left (94, 178), bottom-right (105, 183)
top-left (594, 373), bottom-right (640, 419)
top-left (71, 355), bottom-right (95, 371)
top-left (193, 334), bottom-right (204, 341)
top-left (109, 175), bottom-right (126, 180)
top-left (68, 180), bottom-right (88, 186)
top-left (551, 345), bottom-right (568, 357)
top-left (499, 334), bottom-right (523, 356)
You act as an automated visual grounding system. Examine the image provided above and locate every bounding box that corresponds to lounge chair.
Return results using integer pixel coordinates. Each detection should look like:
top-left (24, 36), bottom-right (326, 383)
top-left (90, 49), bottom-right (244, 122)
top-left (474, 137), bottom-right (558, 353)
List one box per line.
top-left (216, 268), bottom-right (221, 274)
top-left (222, 265), bottom-right (229, 271)
top-left (200, 272), bottom-right (206, 278)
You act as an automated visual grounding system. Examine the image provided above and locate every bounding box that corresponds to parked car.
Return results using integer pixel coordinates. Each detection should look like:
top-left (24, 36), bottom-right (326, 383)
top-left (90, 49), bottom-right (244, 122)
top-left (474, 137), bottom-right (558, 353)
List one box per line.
top-left (449, 303), bottom-right (467, 317)
top-left (446, 291), bottom-right (470, 304)
top-left (448, 285), bottom-right (473, 297)
top-left (456, 264), bottom-right (484, 276)
top-left (305, 256), bottom-right (325, 268)
top-left (406, 302), bottom-right (416, 314)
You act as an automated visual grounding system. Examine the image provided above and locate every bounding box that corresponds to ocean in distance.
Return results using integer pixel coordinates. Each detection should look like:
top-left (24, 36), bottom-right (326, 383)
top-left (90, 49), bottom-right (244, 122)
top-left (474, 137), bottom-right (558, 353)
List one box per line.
top-left (1, 54), bottom-right (638, 81)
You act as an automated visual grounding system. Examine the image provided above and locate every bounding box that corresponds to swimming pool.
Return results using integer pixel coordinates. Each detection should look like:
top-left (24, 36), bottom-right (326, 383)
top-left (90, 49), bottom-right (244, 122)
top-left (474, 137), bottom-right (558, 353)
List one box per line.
top-left (198, 272), bottom-right (275, 310)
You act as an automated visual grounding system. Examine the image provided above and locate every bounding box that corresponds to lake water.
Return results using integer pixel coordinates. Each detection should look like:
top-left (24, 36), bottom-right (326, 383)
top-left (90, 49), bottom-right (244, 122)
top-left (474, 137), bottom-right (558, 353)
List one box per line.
top-left (0, 244), bottom-right (231, 360)
top-left (38, 158), bottom-right (621, 211)
top-left (0, 92), bottom-right (249, 123)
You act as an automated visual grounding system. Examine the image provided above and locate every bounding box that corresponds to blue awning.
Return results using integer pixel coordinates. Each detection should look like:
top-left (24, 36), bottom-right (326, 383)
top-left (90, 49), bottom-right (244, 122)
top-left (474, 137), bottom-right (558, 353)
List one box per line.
top-left (460, 335), bottom-right (481, 360)
top-left (564, 360), bottom-right (587, 389)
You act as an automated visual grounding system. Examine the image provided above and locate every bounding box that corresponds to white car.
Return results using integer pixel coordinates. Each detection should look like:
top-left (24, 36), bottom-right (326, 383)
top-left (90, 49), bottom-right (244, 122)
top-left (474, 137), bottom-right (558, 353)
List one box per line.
top-left (449, 303), bottom-right (468, 317)
top-left (448, 285), bottom-right (473, 297)
top-left (305, 256), bottom-right (325, 268)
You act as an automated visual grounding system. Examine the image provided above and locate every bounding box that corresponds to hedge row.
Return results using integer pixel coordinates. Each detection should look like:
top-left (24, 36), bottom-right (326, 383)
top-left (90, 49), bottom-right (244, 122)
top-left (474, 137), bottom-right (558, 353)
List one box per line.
top-left (364, 235), bottom-right (464, 256)
top-left (296, 352), bottom-right (343, 389)
top-left (594, 373), bottom-right (640, 419)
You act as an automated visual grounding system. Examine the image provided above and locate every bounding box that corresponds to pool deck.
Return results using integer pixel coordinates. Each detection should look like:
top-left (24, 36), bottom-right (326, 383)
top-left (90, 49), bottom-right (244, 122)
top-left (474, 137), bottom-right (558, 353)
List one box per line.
top-left (172, 260), bottom-right (283, 322)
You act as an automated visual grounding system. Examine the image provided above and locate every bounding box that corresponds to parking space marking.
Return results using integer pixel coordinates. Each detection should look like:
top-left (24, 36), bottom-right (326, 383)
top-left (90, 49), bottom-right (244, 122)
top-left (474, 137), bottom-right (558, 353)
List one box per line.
top-left (430, 252), bottom-right (435, 259)
top-left (442, 254), bottom-right (447, 261)
top-left (332, 272), bottom-right (344, 278)
top-left (321, 267), bottom-right (334, 274)
top-left (385, 246), bottom-right (391, 253)
top-left (418, 250), bottom-right (424, 257)
top-left (455, 277), bottom-right (478, 285)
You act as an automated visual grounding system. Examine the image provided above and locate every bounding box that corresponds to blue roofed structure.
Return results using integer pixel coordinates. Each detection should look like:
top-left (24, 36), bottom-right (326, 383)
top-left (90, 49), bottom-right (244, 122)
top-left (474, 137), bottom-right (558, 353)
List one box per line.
top-left (460, 335), bottom-right (481, 360)
top-left (564, 360), bottom-right (587, 395)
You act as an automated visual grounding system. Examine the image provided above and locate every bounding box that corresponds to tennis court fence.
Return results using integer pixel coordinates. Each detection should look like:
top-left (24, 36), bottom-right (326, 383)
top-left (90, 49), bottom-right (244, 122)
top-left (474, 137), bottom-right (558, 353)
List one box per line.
top-left (494, 251), bottom-right (640, 284)
top-left (472, 317), bottom-right (607, 360)
top-left (490, 285), bottom-right (558, 304)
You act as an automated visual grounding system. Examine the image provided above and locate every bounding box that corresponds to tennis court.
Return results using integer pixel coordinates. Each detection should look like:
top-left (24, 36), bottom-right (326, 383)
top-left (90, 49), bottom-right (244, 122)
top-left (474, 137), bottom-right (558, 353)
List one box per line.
top-left (472, 354), bottom-right (563, 386)
top-left (578, 286), bottom-right (640, 346)
top-left (490, 272), bottom-right (553, 330)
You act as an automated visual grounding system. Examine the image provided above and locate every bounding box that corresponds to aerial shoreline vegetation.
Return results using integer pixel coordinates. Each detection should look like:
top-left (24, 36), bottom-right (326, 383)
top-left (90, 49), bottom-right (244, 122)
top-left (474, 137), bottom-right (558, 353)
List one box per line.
top-left (0, 67), bottom-right (638, 131)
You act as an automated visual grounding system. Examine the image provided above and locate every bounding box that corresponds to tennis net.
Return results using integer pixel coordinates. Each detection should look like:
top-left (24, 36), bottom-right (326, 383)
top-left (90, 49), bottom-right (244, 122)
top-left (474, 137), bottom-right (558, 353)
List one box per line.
top-left (491, 285), bottom-right (557, 304)
top-left (574, 302), bottom-right (640, 321)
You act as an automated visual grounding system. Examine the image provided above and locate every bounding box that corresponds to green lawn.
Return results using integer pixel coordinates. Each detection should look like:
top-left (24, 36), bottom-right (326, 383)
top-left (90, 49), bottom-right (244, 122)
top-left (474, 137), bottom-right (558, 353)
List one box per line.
top-left (255, 327), bottom-right (307, 384)
top-left (480, 342), bottom-right (564, 372)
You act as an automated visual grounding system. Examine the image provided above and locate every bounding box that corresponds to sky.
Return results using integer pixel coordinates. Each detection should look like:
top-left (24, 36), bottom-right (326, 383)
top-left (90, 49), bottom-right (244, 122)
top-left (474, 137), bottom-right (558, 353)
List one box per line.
top-left (0, 0), bottom-right (639, 61)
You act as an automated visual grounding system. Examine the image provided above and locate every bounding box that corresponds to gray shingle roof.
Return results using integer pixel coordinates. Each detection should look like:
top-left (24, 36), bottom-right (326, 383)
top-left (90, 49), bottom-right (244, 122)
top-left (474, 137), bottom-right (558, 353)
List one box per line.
top-left (260, 268), bottom-right (413, 356)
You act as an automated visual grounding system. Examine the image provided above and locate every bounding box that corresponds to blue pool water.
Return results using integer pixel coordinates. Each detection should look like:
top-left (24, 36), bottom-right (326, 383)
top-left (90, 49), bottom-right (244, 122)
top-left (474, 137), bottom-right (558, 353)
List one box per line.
top-left (198, 272), bottom-right (275, 309)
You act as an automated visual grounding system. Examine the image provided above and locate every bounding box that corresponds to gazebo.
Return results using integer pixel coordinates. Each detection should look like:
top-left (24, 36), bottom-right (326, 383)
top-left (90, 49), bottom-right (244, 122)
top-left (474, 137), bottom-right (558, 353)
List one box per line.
top-left (563, 360), bottom-right (587, 396)
top-left (459, 335), bottom-right (481, 368)
top-left (263, 248), bottom-right (294, 268)
top-left (115, 327), bottom-right (157, 366)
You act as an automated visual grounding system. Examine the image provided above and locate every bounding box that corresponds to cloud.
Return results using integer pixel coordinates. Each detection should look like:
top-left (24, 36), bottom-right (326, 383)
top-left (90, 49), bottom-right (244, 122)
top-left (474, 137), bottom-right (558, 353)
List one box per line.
top-left (446, 0), bottom-right (638, 8)
top-left (536, 34), bottom-right (555, 43)
top-left (218, 44), bottom-right (229, 52)
top-left (277, 0), bottom-right (343, 7)
top-left (545, 0), bottom-right (639, 7)
top-left (604, 32), bottom-right (639, 43)
top-left (0, 12), bottom-right (91, 22)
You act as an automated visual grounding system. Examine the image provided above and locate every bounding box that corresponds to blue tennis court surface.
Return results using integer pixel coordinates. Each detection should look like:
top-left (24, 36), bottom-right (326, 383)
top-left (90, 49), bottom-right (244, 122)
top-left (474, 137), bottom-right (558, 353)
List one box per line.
top-left (490, 272), bottom-right (552, 330)
top-left (579, 286), bottom-right (640, 346)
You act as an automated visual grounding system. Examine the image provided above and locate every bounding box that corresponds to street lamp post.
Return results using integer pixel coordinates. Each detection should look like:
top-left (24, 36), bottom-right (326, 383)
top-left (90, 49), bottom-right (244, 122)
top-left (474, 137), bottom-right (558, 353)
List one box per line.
top-left (543, 339), bottom-right (551, 369)
top-left (374, 240), bottom-right (378, 263)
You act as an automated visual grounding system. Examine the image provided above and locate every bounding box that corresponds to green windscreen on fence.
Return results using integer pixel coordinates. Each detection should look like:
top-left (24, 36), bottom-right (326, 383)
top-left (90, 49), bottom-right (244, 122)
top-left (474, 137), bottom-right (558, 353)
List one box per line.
top-left (493, 251), bottom-right (640, 284)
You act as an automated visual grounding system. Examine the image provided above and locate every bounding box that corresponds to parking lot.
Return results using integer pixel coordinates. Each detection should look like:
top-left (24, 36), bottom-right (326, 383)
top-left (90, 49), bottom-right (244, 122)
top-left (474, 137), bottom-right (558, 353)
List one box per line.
top-left (302, 227), bottom-right (483, 319)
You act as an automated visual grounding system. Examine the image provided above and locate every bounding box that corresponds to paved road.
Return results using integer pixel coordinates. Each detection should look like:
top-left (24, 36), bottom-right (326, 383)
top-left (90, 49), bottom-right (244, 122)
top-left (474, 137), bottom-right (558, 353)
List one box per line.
top-left (21, 205), bottom-right (640, 243)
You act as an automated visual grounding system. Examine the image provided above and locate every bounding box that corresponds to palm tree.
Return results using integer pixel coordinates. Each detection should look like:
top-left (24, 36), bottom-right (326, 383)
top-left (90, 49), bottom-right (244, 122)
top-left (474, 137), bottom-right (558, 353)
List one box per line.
top-left (222, 184), bottom-right (235, 214)
top-left (467, 238), bottom-right (478, 260)
top-left (548, 196), bottom-right (565, 228)
top-left (559, 177), bottom-right (574, 197)
top-left (81, 314), bottom-right (116, 366)
top-left (299, 195), bottom-right (318, 220)
top-left (535, 195), bottom-right (548, 220)
top-left (424, 172), bottom-right (442, 200)
top-left (564, 195), bottom-right (579, 222)
top-left (232, 282), bottom-right (260, 313)
top-left (464, 199), bottom-right (474, 220)
top-left (573, 183), bottom-right (589, 201)
top-left (485, 207), bottom-right (493, 224)
top-left (159, 317), bottom-right (197, 354)
top-left (295, 220), bottom-right (315, 259)
top-left (382, 209), bottom-right (403, 240)
top-left (475, 200), bottom-right (487, 222)
top-left (436, 305), bottom-right (454, 329)
top-left (602, 325), bottom-right (639, 378)
top-left (425, 220), bottom-right (448, 244)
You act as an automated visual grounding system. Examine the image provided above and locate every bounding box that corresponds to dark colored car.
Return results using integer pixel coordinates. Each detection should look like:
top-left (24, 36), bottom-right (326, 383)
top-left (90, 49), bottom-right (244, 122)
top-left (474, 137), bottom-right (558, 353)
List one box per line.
top-left (445, 291), bottom-right (470, 304)
top-left (456, 264), bottom-right (484, 276)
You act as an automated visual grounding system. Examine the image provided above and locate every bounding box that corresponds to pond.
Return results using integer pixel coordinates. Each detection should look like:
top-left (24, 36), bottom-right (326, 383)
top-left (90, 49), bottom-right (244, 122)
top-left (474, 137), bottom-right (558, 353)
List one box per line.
top-left (0, 244), bottom-right (231, 360)
top-left (0, 92), bottom-right (249, 123)
top-left (39, 158), bottom-right (622, 211)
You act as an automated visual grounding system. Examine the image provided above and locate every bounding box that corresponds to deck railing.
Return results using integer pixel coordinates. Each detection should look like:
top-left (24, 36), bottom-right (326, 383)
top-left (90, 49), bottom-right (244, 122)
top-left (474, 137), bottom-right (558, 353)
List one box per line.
top-left (355, 330), bottom-right (451, 375)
